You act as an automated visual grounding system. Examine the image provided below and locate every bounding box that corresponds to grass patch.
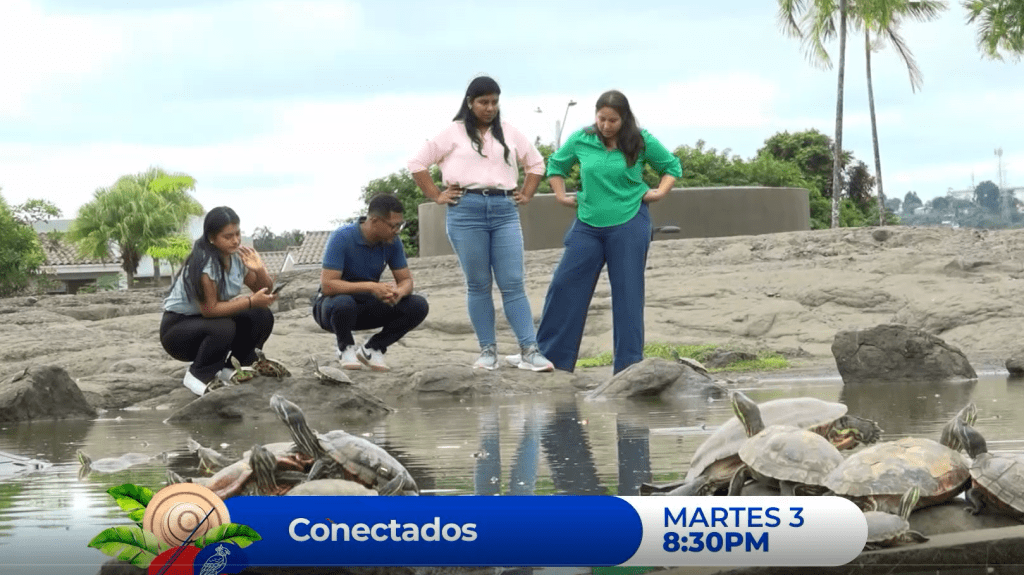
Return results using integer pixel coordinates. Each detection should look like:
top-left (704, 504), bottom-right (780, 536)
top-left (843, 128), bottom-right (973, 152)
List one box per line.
top-left (575, 342), bottom-right (789, 372)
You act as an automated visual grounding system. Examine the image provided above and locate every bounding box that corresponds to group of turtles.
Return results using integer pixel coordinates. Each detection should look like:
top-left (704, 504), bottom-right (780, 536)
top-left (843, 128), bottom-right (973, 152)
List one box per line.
top-left (76, 394), bottom-right (418, 499)
top-left (642, 390), bottom-right (1024, 552)
top-left (202, 351), bottom-right (355, 392)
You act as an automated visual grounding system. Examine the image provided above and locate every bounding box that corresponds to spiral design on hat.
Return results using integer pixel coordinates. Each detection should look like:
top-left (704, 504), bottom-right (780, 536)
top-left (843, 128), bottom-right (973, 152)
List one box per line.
top-left (143, 484), bottom-right (230, 547)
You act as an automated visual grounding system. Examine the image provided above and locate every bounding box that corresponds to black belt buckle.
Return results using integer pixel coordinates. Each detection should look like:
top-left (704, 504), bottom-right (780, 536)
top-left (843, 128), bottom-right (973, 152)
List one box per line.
top-left (466, 188), bottom-right (511, 197)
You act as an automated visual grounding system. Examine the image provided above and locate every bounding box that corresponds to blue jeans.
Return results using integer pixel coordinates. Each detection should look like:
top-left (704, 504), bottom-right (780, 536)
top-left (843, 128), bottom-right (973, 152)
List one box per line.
top-left (446, 192), bottom-right (538, 349)
top-left (536, 204), bottom-right (651, 374)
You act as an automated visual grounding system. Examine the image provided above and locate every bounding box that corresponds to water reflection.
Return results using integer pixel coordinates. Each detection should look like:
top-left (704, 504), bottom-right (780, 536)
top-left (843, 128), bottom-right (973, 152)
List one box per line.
top-left (616, 416), bottom-right (652, 496)
top-left (839, 379), bottom-right (978, 438)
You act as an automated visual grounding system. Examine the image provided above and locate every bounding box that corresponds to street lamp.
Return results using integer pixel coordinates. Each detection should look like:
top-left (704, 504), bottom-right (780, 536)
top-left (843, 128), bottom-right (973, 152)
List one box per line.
top-left (555, 100), bottom-right (577, 148)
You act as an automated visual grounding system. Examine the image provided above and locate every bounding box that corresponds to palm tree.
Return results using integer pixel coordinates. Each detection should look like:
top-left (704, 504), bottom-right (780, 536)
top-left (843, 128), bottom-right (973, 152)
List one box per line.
top-left (68, 177), bottom-right (187, 287)
top-left (779, 0), bottom-right (850, 228)
top-left (860, 1), bottom-right (946, 225)
top-left (964, 0), bottom-right (1024, 60)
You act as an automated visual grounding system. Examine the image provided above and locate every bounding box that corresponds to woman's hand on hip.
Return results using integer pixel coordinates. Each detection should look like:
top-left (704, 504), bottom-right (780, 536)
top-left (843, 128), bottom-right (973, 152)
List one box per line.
top-left (436, 184), bottom-right (464, 205)
top-left (642, 188), bottom-right (666, 203)
top-left (555, 193), bottom-right (578, 208)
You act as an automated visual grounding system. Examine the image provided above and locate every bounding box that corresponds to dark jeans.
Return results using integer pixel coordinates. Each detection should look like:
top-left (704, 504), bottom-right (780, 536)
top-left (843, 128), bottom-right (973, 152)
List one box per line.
top-left (312, 292), bottom-right (428, 353)
top-left (159, 308), bottom-right (275, 382)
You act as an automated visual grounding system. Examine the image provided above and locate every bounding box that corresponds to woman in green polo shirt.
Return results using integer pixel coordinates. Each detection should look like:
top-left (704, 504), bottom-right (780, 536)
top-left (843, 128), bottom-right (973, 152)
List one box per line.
top-left (533, 90), bottom-right (681, 374)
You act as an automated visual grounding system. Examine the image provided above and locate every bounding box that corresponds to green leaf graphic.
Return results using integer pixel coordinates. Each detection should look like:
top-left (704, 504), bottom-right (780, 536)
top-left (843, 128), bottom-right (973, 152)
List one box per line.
top-left (194, 523), bottom-right (262, 548)
top-left (106, 484), bottom-right (153, 524)
top-left (87, 526), bottom-right (164, 568)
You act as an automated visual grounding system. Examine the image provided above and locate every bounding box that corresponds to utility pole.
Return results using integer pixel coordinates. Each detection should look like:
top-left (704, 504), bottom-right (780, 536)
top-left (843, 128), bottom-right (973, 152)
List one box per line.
top-left (997, 148), bottom-right (1009, 222)
top-left (555, 100), bottom-right (577, 148)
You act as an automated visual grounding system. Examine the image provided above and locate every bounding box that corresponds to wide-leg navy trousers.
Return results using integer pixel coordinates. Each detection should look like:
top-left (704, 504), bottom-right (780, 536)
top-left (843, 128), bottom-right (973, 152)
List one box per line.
top-left (536, 203), bottom-right (651, 374)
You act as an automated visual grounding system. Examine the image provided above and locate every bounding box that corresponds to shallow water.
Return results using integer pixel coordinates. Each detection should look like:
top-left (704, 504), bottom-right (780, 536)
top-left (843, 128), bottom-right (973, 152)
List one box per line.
top-left (1, 373), bottom-right (1022, 574)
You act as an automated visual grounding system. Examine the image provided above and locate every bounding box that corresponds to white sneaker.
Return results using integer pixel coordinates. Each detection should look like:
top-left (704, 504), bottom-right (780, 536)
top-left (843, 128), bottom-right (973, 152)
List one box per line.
top-left (504, 353), bottom-right (521, 368)
top-left (183, 371), bottom-right (209, 396)
top-left (515, 344), bottom-right (555, 372)
top-left (357, 344), bottom-right (390, 372)
top-left (473, 344), bottom-right (499, 370)
top-left (217, 367), bottom-right (235, 384)
top-left (337, 346), bottom-right (363, 370)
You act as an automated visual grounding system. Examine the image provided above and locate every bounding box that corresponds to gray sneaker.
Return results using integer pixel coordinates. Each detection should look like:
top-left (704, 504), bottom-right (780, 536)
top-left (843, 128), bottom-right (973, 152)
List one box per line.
top-left (515, 344), bottom-right (554, 372)
top-left (473, 344), bottom-right (499, 370)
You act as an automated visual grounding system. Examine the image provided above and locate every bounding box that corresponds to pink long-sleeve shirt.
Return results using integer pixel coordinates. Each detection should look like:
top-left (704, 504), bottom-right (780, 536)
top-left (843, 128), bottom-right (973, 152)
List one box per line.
top-left (408, 121), bottom-right (545, 190)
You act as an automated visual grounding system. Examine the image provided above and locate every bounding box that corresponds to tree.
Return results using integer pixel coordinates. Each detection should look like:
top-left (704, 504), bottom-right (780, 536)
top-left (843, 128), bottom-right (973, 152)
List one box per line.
top-left (844, 160), bottom-right (876, 208)
top-left (12, 198), bottom-right (62, 226)
top-left (974, 180), bottom-right (1001, 211)
top-left (68, 176), bottom-right (187, 286)
top-left (965, 0), bottom-right (1024, 60)
top-left (903, 191), bottom-right (923, 213)
top-left (930, 195), bottom-right (951, 212)
top-left (859, 1), bottom-right (946, 224)
top-left (0, 190), bottom-right (47, 297)
top-left (252, 227), bottom-right (305, 252)
top-left (358, 167), bottom-right (442, 257)
top-left (147, 235), bottom-right (192, 279)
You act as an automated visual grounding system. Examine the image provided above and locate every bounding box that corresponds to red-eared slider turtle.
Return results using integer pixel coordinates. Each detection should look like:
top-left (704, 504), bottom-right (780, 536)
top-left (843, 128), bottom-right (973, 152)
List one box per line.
top-left (727, 391), bottom-right (844, 496)
top-left (958, 422), bottom-right (1024, 519)
top-left (822, 407), bottom-right (976, 515)
top-left (77, 449), bottom-right (168, 479)
top-left (939, 403), bottom-right (979, 453)
top-left (864, 486), bottom-right (929, 550)
top-left (253, 349), bottom-right (291, 379)
top-left (311, 356), bottom-right (353, 386)
top-left (187, 438), bottom-right (236, 474)
top-left (0, 450), bottom-right (51, 477)
top-left (672, 350), bottom-right (710, 376)
top-left (270, 394), bottom-right (418, 495)
top-left (185, 443), bottom-right (308, 499)
top-left (650, 392), bottom-right (881, 496)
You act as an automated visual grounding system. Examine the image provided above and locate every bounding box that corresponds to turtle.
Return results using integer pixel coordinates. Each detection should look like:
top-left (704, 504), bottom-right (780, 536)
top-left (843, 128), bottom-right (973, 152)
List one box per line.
top-left (187, 438), bottom-right (236, 474)
top-left (0, 450), bottom-right (51, 478)
top-left (311, 356), bottom-right (353, 386)
top-left (184, 443), bottom-right (309, 499)
top-left (957, 421), bottom-right (1024, 519)
top-left (253, 348), bottom-right (291, 379)
top-left (645, 392), bottom-right (881, 496)
top-left (672, 350), bottom-right (710, 376)
top-left (939, 402), bottom-right (979, 453)
top-left (286, 478), bottom-right (378, 496)
top-left (77, 449), bottom-right (169, 480)
top-left (270, 394), bottom-right (419, 495)
top-left (863, 486), bottom-right (929, 550)
top-left (205, 357), bottom-right (257, 393)
top-left (822, 406), bottom-right (976, 515)
top-left (726, 391), bottom-right (845, 496)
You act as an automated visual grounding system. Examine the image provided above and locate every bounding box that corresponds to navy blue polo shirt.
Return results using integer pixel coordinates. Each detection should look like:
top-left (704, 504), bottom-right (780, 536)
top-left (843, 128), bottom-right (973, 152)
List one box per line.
top-left (321, 220), bottom-right (408, 281)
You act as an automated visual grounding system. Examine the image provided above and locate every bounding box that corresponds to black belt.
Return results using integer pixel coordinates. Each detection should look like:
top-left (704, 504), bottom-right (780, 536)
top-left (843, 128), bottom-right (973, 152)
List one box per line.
top-left (464, 188), bottom-right (514, 196)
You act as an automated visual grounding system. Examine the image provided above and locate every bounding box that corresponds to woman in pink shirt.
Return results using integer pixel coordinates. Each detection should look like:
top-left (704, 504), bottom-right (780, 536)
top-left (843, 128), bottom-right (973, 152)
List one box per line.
top-left (409, 76), bottom-right (553, 372)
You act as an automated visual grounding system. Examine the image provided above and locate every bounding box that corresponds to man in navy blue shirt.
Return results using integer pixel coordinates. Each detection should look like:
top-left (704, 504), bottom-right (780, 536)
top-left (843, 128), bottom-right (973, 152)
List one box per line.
top-left (313, 194), bottom-right (429, 371)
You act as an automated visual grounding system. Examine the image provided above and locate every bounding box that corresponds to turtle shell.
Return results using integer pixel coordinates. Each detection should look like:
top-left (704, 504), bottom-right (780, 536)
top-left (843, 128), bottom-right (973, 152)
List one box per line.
top-left (312, 357), bottom-right (352, 385)
top-left (823, 438), bottom-right (969, 514)
top-left (685, 397), bottom-right (847, 482)
top-left (737, 425), bottom-right (843, 486)
top-left (317, 429), bottom-right (418, 495)
top-left (970, 453), bottom-right (1024, 517)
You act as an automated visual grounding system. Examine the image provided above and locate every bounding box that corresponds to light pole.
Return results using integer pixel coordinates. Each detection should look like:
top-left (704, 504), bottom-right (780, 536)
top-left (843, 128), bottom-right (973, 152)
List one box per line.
top-left (555, 100), bottom-right (577, 148)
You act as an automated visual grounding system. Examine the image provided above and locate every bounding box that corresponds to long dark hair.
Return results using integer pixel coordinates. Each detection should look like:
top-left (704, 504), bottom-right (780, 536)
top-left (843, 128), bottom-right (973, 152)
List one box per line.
top-left (586, 90), bottom-right (644, 168)
top-left (177, 206), bottom-right (240, 302)
top-left (452, 76), bottom-right (511, 165)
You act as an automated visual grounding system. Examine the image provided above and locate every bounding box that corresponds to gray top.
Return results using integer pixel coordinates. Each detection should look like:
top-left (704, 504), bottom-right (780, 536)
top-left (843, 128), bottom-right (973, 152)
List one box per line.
top-left (163, 252), bottom-right (249, 315)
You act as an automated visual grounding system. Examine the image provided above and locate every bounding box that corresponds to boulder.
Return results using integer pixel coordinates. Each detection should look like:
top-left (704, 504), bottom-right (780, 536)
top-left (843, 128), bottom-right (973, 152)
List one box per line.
top-left (704, 349), bottom-right (756, 368)
top-left (831, 324), bottom-right (977, 384)
top-left (1006, 350), bottom-right (1024, 376)
top-left (0, 365), bottom-right (97, 422)
top-left (586, 357), bottom-right (718, 399)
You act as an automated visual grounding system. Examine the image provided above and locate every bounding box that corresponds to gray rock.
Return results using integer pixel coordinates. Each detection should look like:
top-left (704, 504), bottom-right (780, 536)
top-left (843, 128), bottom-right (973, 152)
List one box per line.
top-left (831, 324), bottom-right (977, 384)
top-left (0, 365), bottom-right (97, 422)
top-left (586, 357), bottom-right (717, 399)
top-left (705, 349), bottom-right (756, 368)
top-left (411, 365), bottom-right (480, 395)
top-left (77, 372), bottom-right (182, 409)
top-left (1006, 350), bottom-right (1024, 376)
top-left (909, 499), bottom-right (1021, 536)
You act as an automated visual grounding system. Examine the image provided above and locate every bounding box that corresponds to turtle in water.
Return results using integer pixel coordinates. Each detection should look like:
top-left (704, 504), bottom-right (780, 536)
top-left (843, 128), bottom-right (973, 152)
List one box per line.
top-left (822, 406), bottom-right (976, 515)
top-left (186, 438), bottom-right (236, 474)
top-left (311, 356), bottom-right (353, 386)
top-left (644, 391), bottom-right (881, 496)
top-left (727, 391), bottom-right (844, 496)
top-left (270, 394), bottom-right (418, 495)
top-left (957, 421), bottom-right (1024, 519)
top-left (0, 450), bottom-right (51, 478)
top-left (864, 486), bottom-right (929, 550)
top-left (77, 449), bottom-right (169, 480)
top-left (252, 349), bottom-right (291, 379)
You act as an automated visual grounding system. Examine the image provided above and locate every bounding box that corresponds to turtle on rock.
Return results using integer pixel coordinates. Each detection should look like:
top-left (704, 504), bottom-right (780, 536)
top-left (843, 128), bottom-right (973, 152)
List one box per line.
top-left (822, 406), bottom-right (976, 515)
top-left (864, 486), bottom-right (929, 550)
top-left (178, 443), bottom-right (310, 499)
top-left (957, 421), bottom-right (1024, 520)
top-left (726, 391), bottom-right (844, 496)
top-left (270, 394), bottom-right (418, 495)
top-left (311, 356), bottom-right (353, 386)
top-left (252, 349), bottom-right (291, 379)
top-left (643, 391), bottom-right (881, 496)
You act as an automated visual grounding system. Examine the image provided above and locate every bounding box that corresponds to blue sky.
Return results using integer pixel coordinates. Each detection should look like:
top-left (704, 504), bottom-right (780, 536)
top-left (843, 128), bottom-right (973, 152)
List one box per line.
top-left (1, 0), bottom-right (1020, 234)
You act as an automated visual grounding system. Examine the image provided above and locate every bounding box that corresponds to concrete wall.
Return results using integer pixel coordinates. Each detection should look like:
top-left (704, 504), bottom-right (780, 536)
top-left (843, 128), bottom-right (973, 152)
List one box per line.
top-left (418, 186), bottom-right (810, 257)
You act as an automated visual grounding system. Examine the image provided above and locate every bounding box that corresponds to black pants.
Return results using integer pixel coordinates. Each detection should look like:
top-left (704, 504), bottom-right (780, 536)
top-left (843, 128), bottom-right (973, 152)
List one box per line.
top-left (160, 308), bottom-right (275, 382)
top-left (312, 293), bottom-right (428, 353)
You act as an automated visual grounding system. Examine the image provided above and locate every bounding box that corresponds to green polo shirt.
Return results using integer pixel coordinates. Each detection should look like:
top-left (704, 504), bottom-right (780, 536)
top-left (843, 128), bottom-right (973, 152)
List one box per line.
top-left (546, 128), bottom-right (682, 227)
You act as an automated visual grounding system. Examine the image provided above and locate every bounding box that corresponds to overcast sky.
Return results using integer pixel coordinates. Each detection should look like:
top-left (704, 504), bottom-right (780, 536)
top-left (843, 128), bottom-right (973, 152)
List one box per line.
top-left (1, 0), bottom-right (1020, 234)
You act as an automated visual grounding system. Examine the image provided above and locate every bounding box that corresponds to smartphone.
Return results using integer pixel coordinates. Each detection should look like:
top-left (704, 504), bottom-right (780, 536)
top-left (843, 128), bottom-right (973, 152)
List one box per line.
top-left (271, 281), bottom-right (288, 295)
